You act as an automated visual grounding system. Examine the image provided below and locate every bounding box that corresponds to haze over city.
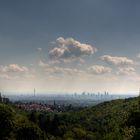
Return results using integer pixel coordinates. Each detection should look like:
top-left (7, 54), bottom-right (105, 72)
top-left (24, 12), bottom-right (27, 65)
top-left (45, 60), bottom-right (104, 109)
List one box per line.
top-left (0, 0), bottom-right (140, 94)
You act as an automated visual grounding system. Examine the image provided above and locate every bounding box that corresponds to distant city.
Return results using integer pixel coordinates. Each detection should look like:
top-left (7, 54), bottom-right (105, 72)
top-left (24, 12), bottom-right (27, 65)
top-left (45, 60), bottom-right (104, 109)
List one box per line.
top-left (1, 91), bottom-right (138, 107)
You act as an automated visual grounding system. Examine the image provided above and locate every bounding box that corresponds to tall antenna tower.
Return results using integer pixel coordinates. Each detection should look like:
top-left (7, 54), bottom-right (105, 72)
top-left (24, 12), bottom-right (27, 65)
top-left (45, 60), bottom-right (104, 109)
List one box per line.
top-left (34, 88), bottom-right (36, 97)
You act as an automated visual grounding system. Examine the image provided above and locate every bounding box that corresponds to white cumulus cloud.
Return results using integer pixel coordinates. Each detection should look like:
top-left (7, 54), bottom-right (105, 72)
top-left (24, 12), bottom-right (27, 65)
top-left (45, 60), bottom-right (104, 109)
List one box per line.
top-left (49, 37), bottom-right (97, 59)
top-left (0, 64), bottom-right (29, 73)
top-left (88, 65), bottom-right (112, 75)
top-left (137, 53), bottom-right (140, 59)
top-left (0, 64), bottom-right (35, 80)
top-left (101, 55), bottom-right (134, 66)
top-left (117, 67), bottom-right (136, 75)
top-left (37, 48), bottom-right (42, 51)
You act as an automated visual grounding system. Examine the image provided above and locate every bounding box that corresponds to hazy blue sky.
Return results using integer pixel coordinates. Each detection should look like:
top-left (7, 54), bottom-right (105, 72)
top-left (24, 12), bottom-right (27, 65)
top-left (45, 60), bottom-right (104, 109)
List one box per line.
top-left (0, 0), bottom-right (140, 94)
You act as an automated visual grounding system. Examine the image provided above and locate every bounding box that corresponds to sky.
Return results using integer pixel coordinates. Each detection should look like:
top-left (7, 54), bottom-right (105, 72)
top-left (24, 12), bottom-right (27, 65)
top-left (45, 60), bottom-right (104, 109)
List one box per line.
top-left (0, 0), bottom-right (140, 94)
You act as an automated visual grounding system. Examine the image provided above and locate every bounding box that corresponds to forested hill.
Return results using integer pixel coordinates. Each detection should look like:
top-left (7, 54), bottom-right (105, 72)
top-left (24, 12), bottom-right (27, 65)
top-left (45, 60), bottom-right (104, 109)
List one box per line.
top-left (0, 96), bottom-right (140, 140)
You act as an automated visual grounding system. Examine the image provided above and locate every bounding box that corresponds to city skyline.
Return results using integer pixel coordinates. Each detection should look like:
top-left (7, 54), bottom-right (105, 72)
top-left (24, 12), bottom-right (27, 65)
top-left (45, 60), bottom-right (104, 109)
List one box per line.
top-left (0, 0), bottom-right (140, 94)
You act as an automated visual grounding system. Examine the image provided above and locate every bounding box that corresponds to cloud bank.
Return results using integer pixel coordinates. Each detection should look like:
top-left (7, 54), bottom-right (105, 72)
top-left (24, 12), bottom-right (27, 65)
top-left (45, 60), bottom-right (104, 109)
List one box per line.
top-left (39, 61), bottom-right (83, 76)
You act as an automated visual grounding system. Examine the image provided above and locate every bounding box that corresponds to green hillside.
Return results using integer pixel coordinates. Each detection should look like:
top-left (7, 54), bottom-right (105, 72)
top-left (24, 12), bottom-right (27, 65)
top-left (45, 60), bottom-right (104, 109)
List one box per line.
top-left (0, 97), bottom-right (140, 140)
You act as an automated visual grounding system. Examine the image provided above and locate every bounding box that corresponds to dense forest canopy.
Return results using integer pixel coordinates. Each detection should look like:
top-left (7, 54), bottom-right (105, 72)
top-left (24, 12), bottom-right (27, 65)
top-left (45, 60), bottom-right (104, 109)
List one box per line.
top-left (0, 97), bottom-right (140, 140)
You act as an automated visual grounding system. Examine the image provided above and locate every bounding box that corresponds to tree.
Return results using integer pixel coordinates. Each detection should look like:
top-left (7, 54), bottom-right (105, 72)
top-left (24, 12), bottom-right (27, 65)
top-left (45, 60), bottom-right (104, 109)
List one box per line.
top-left (28, 111), bottom-right (37, 123)
top-left (16, 122), bottom-right (44, 140)
top-left (0, 104), bottom-right (14, 140)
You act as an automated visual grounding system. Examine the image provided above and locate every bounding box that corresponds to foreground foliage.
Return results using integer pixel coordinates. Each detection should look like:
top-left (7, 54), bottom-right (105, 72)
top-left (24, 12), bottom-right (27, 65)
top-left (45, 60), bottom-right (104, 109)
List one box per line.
top-left (1, 97), bottom-right (140, 139)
